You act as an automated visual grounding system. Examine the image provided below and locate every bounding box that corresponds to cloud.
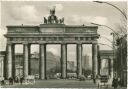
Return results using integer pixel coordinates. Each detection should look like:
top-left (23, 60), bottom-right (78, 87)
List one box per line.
top-left (0, 28), bottom-right (7, 51)
top-left (47, 46), bottom-right (60, 56)
top-left (92, 16), bottom-right (108, 25)
top-left (66, 15), bottom-right (108, 25)
top-left (48, 4), bottom-right (63, 12)
top-left (55, 4), bottom-right (63, 12)
top-left (9, 5), bottom-right (39, 23)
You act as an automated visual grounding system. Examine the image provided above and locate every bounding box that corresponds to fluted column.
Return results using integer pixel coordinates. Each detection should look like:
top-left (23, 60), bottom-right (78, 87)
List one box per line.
top-left (61, 43), bottom-right (67, 79)
top-left (7, 43), bottom-right (12, 78)
top-left (28, 44), bottom-right (31, 75)
top-left (98, 58), bottom-right (101, 75)
top-left (77, 43), bottom-right (82, 77)
top-left (23, 43), bottom-right (29, 79)
top-left (1, 58), bottom-right (4, 77)
top-left (39, 43), bottom-right (46, 79)
top-left (92, 43), bottom-right (98, 78)
top-left (12, 44), bottom-right (15, 78)
top-left (108, 59), bottom-right (111, 75)
top-left (110, 59), bottom-right (113, 78)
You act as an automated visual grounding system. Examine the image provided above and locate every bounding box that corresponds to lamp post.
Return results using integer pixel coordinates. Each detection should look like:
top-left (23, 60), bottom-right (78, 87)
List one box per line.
top-left (93, 1), bottom-right (127, 20)
top-left (99, 35), bottom-right (114, 44)
top-left (91, 23), bottom-right (119, 38)
top-left (98, 43), bottom-right (113, 49)
top-left (91, 22), bottom-right (118, 79)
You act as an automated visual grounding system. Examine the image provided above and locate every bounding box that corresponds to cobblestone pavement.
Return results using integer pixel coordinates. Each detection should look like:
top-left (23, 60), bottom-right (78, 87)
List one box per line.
top-left (2, 79), bottom-right (127, 89)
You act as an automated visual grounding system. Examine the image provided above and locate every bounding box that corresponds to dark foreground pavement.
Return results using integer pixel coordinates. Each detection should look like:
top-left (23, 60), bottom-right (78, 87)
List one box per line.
top-left (2, 79), bottom-right (127, 89)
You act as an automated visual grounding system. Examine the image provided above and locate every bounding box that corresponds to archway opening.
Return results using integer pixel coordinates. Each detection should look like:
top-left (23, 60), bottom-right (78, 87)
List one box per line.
top-left (100, 59), bottom-right (109, 75)
top-left (30, 44), bottom-right (39, 76)
top-left (15, 44), bottom-right (23, 77)
top-left (46, 44), bottom-right (61, 79)
top-left (67, 44), bottom-right (77, 79)
top-left (82, 44), bottom-right (92, 79)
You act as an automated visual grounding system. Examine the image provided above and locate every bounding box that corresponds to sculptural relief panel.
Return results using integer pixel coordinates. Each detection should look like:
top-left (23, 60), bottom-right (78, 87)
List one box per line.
top-left (39, 28), bottom-right (64, 33)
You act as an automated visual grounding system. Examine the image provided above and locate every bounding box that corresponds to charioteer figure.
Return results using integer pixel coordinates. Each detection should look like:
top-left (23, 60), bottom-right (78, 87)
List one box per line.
top-left (44, 6), bottom-right (64, 24)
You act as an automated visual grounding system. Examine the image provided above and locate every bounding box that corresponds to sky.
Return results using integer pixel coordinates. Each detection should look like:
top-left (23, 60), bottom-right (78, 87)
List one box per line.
top-left (0, 1), bottom-right (127, 63)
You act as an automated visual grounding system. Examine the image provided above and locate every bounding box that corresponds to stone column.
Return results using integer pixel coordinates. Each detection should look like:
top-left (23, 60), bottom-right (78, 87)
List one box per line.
top-left (7, 43), bottom-right (12, 78)
top-left (23, 43), bottom-right (29, 79)
top-left (28, 44), bottom-right (31, 75)
top-left (0, 57), bottom-right (4, 77)
top-left (108, 59), bottom-right (111, 75)
top-left (77, 43), bottom-right (82, 77)
top-left (12, 44), bottom-right (15, 78)
top-left (61, 43), bottom-right (67, 79)
top-left (39, 43), bottom-right (46, 79)
top-left (98, 58), bottom-right (101, 75)
top-left (97, 45), bottom-right (100, 75)
top-left (92, 43), bottom-right (98, 78)
top-left (110, 59), bottom-right (113, 78)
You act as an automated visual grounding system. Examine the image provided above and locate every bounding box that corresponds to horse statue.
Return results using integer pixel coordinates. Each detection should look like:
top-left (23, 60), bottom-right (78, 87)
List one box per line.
top-left (59, 17), bottom-right (64, 24)
top-left (44, 17), bottom-right (47, 24)
top-left (45, 6), bottom-right (64, 24)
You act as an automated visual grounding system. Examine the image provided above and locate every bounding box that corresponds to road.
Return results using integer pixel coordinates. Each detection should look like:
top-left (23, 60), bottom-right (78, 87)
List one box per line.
top-left (2, 79), bottom-right (127, 89)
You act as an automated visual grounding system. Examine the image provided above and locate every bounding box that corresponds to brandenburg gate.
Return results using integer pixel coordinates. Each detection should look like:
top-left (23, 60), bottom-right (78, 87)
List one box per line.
top-left (4, 8), bottom-right (99, 79)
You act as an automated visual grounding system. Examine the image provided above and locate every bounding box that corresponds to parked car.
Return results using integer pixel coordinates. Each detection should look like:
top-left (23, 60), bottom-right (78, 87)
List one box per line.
top-left (78, 75), bottom-right (86, 81)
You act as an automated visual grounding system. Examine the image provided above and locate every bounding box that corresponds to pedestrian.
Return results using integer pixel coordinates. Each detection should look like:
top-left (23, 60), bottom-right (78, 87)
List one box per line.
top-left (9, 77), bottom-right (13, 85)
top-left (112, 77), bottom-right (118, 89)
top-left (96, 75), bottom-right (100, 88)
top-left (15, 76), bottom-right (19, 83)
top-left (20, 77), bottom-right (24, 85)
top-left (118, 77), bottom-right (121, 87)
top-left (1, 80), bottom-right (5, 85)
top-left (93, 78), bottom-right (96, 84)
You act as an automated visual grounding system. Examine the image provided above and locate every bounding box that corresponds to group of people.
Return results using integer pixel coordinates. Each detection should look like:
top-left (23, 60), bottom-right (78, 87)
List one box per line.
top-left (8, 76), bottom-right (24, 85)
top-left (112, 77), bottom-right (121, 89)
top-left (92, 74), bottom-right (121, 89)
top-left (0, 76), bottom-right (24, 86)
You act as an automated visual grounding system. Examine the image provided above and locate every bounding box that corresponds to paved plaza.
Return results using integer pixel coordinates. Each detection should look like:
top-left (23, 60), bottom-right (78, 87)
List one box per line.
top-left (2, 79), bottom-right (127, 89)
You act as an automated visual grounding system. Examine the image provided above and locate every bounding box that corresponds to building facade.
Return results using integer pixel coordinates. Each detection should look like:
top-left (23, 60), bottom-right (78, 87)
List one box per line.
top-left (4, 8), bottom-right (99, 80)
top-left (115, 35), bottom-right (127, 86)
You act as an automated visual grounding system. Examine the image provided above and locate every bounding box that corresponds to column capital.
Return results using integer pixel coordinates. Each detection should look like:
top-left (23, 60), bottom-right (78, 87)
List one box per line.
top-left (39, 42), bottom-right (47, 45)
top-left (92, 41), bottom-right (98, 44)
top-left (7, 42), bottom-right (13, 45)
top-left (22, 42), bottom-right (29, 45)
top-left (92, 43), bottom-right (98, 45)
top-left (61, 42), bottom-right (67, 45)
top-left (76, 42), bottom-right (82, 45)
top-left (22, 43), bottom-right (31, 46)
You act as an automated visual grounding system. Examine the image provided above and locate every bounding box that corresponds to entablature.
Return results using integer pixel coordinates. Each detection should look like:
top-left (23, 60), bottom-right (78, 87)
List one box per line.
top-left (6, 24), bottom-right (98, 34)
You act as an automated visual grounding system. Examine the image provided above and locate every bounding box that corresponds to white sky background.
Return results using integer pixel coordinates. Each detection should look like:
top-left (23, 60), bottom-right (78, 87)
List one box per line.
top-left (0, 1), bottom-right (127, 60)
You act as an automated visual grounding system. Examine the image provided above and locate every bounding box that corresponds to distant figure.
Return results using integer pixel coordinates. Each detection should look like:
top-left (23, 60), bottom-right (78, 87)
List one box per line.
top-left (15, 76), bottom-right (19, 83)
top-left (20, 77), bottom-right (24, 85)
top-left (44, 17), bottom-right (47, 24)
top-left (93, 77), bottom-right (96, 84)
top-left (59, 17), bottom-right (64, 24)
top-left (9, 77), bottom-right (13, 85)
top-left (118, 77), bottom-right (121, 87)
top-left (1, 80), bottom-right (5, 86)
top-left (112, 77), bottom-right (118, 89)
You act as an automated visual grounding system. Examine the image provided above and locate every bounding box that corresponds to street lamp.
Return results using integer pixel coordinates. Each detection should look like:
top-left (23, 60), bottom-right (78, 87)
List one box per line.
top-left (93, 1), bottom-right (127, 19)
top-left (98, 43), bottom-right (113, 49)
top-left (99, 35), bottom-right (113, 44)
top-left (91, 22), bottom-right (118, 78)
top-left (91, 23), bottom-right (119, 38)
